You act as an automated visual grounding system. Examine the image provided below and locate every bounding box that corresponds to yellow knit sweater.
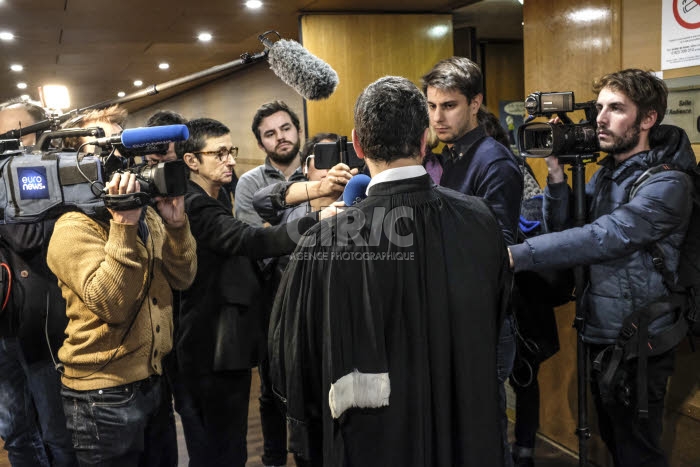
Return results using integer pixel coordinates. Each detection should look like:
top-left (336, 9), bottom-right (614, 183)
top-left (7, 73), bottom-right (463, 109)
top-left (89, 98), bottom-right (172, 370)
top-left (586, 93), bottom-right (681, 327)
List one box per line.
top-left (47, 207), bottom-right (197, 390)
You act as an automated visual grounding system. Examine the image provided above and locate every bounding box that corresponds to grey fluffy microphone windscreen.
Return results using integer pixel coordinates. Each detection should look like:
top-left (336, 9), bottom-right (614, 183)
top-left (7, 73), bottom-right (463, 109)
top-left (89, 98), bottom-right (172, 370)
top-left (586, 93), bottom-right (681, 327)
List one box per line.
top-left (265, 39), bottom-right (339, 100)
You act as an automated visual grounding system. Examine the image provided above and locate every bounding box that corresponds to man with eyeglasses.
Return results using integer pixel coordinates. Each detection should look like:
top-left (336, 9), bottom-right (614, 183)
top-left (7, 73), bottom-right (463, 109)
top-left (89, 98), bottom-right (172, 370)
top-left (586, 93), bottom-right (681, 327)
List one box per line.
top-left (174, 118), bottom-right (322, 467)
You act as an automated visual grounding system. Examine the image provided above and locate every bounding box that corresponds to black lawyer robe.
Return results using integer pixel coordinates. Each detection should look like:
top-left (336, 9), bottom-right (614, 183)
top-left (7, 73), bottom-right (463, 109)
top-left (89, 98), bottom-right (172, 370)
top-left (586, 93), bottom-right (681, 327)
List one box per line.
top-left (269, 174), bottom-right (510, 467)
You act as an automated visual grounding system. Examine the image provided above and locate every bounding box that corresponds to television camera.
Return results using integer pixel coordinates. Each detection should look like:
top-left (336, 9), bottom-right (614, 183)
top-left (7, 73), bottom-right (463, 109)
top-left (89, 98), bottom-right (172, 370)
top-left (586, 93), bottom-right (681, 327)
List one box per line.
top-left (517, 91), bottom-right (600, 159)
top-left (0, 124), bottom-right (189, 222)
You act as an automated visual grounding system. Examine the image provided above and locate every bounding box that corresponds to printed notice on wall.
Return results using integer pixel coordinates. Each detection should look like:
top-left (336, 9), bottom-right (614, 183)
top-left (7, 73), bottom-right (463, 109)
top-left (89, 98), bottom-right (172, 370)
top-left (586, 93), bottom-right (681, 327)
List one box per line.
top-left (662, 0), bottom-right (700, 70)
top-left (664, 89), bottom-right (700, 142)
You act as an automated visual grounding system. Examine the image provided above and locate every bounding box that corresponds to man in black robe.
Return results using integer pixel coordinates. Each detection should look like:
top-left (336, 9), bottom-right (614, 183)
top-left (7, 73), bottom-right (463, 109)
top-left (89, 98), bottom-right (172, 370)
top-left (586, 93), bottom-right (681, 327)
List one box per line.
top-left (269, 75), bottom-right (510, 467)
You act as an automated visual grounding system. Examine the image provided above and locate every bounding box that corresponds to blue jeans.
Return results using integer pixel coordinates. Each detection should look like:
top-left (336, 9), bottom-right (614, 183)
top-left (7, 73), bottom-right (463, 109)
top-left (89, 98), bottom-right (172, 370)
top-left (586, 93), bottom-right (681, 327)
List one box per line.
top-left (497, 314), bottom-right (516, 467)
top-left (0, 336), bottom-right (49, 467)
top-left (61, 375), bottom-right (176, 467)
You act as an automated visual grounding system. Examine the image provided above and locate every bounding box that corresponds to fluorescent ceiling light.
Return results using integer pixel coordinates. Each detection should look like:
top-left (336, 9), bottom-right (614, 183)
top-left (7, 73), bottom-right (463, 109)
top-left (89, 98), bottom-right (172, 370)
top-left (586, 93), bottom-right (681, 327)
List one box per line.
top-left (198, 32), bottom-right (212, 42)
top-left (159, 62), bottom-right (170, 70)
top-left (10, 64), bottom-right (23, 72)
top-left (133, 80), bottom-right (143, 87)
top-left (246, 0), bottom-right (262, 8)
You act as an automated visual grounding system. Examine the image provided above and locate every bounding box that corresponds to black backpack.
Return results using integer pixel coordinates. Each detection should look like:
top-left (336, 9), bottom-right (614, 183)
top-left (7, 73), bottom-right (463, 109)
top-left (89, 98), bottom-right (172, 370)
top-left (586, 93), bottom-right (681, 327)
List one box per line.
top-left (629, 162), bottom-right (700, 338)
top-left (594, 162), bottom-right (700, 419)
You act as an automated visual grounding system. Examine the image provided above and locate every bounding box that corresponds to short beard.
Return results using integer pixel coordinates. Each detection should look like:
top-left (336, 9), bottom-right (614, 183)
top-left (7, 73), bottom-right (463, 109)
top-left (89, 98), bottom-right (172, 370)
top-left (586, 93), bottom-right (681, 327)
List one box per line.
top-left (267, 140), bottom-right (301, 165)
top-left (599, 122), bottom-right (641, 156)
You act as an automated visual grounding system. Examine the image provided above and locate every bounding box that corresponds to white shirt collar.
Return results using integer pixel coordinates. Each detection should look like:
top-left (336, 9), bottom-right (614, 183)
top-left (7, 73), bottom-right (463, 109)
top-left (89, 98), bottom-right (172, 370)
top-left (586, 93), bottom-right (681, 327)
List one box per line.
top-left (366, 165), bottom-right (427, 195)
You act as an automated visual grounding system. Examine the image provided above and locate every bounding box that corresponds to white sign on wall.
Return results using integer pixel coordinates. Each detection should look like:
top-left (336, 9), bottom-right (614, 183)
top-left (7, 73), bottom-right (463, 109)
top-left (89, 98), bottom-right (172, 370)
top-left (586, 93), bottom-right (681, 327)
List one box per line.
top-left (662, 0), bottom-right (700, 70)
top-left (664, 89), bottom-right (700, 142)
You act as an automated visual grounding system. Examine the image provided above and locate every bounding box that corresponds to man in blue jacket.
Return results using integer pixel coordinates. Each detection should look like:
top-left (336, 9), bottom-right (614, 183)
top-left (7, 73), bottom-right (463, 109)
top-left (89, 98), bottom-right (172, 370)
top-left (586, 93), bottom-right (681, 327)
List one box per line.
top-left (509, 69), bottom-right (694, 467)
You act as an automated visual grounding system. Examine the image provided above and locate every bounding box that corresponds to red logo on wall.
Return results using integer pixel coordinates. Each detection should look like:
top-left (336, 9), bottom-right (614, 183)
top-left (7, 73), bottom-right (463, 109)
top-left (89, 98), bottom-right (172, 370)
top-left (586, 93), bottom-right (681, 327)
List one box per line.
top-left (674, 0), bottom-right (700, 29)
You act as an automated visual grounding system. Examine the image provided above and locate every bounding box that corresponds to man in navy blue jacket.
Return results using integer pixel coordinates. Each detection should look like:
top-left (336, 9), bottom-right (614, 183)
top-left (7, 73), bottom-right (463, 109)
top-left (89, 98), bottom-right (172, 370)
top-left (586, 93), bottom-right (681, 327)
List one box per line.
top-left (423, 57), bottom-right (523, 467)
top-left (509, 69), bottom-right (694, 467)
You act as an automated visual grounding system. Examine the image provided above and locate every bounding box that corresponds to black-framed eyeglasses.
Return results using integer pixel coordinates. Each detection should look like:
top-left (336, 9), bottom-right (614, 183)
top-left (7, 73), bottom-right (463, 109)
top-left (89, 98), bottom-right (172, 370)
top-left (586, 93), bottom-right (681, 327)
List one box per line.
top-left (193, 146), bottom-right (238, 162)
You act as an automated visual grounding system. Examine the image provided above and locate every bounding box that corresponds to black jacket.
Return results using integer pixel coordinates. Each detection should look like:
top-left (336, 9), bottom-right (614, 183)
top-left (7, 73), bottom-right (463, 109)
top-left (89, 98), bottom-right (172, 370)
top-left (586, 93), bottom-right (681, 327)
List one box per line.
top-left (178, 180), bottom-right (315, 373)
top-left (0, 221), bottom-right (67, 365)
top-left (270, 174), bottom-right (509, 466)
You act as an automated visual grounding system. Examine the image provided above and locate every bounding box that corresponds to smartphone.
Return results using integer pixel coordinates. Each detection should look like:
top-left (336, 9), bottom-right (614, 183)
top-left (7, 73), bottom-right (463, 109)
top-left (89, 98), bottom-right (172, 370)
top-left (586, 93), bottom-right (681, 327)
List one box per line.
top-left (313, 141), bottom-right (364, 169)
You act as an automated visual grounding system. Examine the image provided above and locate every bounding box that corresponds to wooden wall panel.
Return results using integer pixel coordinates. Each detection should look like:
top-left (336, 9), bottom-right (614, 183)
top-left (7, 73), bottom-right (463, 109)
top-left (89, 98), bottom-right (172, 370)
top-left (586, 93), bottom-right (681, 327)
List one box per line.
top-left (483, 42), bottom-right (524, 117)
top-left (621, 0), bottom-right (659, 70)
top-left (524, 0), bottom-right (620, 187)
top-left (523, 1), bottom-right (621, 465)
top-left (301, 14), bottom-right (453, 139)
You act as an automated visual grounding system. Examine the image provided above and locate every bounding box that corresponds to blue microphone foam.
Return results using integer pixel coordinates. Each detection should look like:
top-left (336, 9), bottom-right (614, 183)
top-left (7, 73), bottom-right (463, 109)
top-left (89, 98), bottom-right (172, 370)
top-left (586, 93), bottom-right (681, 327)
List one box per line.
top-left (342, 174), bottom-right (371, 206)
top-left (121, 124), bottom-right (189, 148)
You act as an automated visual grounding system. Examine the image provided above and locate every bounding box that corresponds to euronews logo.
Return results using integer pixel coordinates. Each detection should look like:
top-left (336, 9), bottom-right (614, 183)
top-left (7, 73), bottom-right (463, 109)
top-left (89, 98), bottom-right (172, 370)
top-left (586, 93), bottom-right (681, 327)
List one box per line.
top-left (17, 167), bottom-right (50, 200)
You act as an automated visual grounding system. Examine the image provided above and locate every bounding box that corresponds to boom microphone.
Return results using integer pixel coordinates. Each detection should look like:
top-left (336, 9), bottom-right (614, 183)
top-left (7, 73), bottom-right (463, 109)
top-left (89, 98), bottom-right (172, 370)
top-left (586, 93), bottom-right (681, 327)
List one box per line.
top-left (94, 124), bottom-right (189, 148)
top-left (343, 174), bottom-right (371, 206)
top-left (259, 34), bottom-right (339, 100)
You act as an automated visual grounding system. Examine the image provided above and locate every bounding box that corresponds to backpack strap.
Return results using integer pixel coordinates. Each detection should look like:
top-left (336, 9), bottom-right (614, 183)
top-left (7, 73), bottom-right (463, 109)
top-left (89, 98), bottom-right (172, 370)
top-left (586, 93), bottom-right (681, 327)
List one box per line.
top-left (594, 298), bottom-right (688, 418)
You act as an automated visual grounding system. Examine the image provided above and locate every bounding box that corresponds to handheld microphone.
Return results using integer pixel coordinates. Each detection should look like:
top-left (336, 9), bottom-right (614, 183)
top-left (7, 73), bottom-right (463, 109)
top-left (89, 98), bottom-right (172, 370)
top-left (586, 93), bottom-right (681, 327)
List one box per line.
top-left (259, 34), bottom-right (339, 101)
top-left (342, 174), bottom-right (371, 206)
top-left (94, 124), bottom-right (189, 148)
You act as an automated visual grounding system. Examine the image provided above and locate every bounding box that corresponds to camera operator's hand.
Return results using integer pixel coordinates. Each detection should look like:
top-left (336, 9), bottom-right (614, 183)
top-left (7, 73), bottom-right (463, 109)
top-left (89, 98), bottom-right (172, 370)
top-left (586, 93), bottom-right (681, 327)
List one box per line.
top-left (319, 163), bottom-right (359, 196)
top-left (106, 172), bottom-right (143, 225)
top-left (546, 117), bottom-right (565, 183)
top-left (154, 195), bottom-right (187, 229)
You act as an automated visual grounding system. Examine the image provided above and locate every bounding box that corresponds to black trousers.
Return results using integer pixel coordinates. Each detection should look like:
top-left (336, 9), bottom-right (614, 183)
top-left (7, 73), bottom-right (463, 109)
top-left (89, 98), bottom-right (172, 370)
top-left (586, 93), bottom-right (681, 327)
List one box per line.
top-left (509, 358), bottom-right (542, 451)
top-left (173, 369), bottom-right (252, 467)
top-left (258, 358), bottom-right (288, 466)
top-left (589, 346), bottom-right (675, 467)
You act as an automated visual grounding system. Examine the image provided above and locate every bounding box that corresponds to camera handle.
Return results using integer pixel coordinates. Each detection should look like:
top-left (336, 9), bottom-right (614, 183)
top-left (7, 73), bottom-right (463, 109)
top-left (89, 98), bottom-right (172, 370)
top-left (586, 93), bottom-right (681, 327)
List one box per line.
top-left (561, 154), bottom-right (598, 466)
top-left (103, 193), bottom-right (151, 211)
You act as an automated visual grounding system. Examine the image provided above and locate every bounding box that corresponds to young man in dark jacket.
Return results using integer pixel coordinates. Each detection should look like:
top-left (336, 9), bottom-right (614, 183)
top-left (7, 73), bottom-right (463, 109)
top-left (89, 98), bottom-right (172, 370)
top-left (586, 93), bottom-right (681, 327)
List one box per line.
top-left (509, 69), bottom-right (695, 467)
top-left (422, 57), bottom-right (523, 467)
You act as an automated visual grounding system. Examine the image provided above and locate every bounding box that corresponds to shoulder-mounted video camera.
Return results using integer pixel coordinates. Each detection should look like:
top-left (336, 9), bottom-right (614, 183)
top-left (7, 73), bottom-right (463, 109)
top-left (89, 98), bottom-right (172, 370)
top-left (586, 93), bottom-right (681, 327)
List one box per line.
top-left (0, 124), bottom-right (189, 222)
top-left (517, 91), bottom-right (599, 158)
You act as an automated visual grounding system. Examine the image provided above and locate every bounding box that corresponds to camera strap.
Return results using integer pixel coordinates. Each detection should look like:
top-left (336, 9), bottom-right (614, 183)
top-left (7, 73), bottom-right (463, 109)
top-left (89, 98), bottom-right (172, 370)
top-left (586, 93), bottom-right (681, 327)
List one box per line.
top-left (103, 193), bottom-right (151, 211)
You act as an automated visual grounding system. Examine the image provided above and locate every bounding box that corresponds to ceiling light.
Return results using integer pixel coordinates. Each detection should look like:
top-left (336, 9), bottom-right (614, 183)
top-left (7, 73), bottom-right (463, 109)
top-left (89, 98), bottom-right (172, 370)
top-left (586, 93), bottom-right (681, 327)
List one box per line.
top-left (117, 91), bottom-right (126, 97)
top-left (17, 82), bottom-right (27, 89)
top-left (198, 32), bottom-right (212, 42)
top-left (10, 64), bottom-right (23, 72)
top-left (158, 62), bottom-right (170, 70)
top-left (40, 85), bottom-right (70, 110)
top-left (0, 31), bottom-right (14, 41)
top-left (245, 0), bottom-right (262, 8)
top-left (133, 80), bottom-right (143, 87)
